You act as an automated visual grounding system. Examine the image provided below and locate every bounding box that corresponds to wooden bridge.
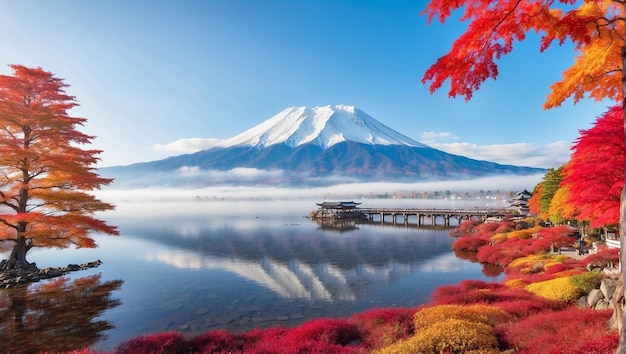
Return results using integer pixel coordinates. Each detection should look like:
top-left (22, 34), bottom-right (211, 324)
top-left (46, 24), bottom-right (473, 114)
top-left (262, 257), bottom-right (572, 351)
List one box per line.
top-left (358, 207), bottom-right (511, 227)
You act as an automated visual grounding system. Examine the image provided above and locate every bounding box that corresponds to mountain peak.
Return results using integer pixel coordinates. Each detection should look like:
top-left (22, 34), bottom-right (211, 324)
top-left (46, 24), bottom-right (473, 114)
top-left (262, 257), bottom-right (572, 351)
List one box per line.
top-left (218, 105), bottom-right (428, 150)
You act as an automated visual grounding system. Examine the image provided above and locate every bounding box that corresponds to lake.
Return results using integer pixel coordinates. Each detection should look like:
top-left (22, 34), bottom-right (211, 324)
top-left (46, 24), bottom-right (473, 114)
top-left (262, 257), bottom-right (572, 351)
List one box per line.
top-left (1, 198), bottom-right (505, 353)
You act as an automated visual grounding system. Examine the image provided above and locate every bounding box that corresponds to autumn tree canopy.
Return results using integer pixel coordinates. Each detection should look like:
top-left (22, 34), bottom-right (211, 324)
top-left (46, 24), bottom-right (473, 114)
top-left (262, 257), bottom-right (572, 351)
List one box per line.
top-left (422, 0), bottom-right (623, 106)
top-left (561, 105), bottom-right (624, 228)
top-left (0, 65), bottom-right (118, 270)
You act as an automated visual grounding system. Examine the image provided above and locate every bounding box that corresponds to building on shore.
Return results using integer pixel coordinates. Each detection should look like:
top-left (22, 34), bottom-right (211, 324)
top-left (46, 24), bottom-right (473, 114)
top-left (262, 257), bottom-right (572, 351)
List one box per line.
top-left (507, 189), bottom-right (532, 215)
top-left (311, 201), bottom-right (366, 220)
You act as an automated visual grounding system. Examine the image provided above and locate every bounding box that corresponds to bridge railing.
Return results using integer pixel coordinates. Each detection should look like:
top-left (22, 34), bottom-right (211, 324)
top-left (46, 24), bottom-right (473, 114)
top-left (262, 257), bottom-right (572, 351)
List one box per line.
top-left (357, 208), bottom-right (511, 214)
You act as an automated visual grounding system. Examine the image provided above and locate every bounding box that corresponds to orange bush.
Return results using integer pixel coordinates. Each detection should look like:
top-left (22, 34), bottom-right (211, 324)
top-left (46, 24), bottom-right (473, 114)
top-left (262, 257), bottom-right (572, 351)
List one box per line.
top-left (413, 304), bottom-right (506, 329)
top-left (506, 226), bottom-right (541, 240)
top-left (374, 318), bottom-right (500, 354)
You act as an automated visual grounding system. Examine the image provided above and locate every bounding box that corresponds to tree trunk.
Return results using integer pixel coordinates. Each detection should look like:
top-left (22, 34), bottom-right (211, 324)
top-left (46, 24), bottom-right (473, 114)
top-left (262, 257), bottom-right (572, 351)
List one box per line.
top-left (1, 236), bottom-right (35, 271)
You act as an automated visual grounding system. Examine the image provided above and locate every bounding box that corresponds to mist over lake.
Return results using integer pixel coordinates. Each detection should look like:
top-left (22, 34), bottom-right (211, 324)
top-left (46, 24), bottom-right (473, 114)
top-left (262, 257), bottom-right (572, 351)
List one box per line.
top-left (5, 198), bottom-right (505, 352)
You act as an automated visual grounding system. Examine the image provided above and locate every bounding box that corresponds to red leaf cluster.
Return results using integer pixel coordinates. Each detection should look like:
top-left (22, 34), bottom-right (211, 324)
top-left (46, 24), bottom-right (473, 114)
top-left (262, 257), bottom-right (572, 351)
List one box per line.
top-left (110, 309), bottom-right (420, 354)
top-left (498, 308), bottom-right (617, 354)
top-left (562, 105), bottom-right (623, 227)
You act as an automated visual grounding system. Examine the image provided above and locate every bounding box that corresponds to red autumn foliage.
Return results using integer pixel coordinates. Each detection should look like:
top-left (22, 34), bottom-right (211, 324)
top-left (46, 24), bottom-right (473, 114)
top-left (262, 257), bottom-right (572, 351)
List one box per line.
top-left (116, 331), bottom-right (190, 354)
top-left (454, 220), bottom-right (512, 238)
top-left (495, 221), bottom-right (515, 233)
top-left (536, 225), bottom-right (577, 248)
top-left (498, 308), bottom-right (617, 354)
top-left (574, 334), bottom-right (622, 354)
top-left (476, 239), bottom-right (539, 267)
top-left (246, 338), bottom-right (363, 354)
top-left (452, 234), bottom-right (491, 251)
top-left (278, 318), bottom-right (360, 347)
top-left (349, 307), bottom-right (416, 349)
top-left (562, 106), bottom-right (624, 228)
top-left (190, 328), bottom-right (250, 353)
top-left (450, 219), bottom-right (482, 236)
top-left (583, 247), bottom-right (620, 268)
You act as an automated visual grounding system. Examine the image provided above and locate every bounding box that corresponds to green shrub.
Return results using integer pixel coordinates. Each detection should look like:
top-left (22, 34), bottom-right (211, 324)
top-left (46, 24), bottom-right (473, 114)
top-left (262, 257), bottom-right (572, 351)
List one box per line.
top-left (569, 271), bottom-right (602, 293)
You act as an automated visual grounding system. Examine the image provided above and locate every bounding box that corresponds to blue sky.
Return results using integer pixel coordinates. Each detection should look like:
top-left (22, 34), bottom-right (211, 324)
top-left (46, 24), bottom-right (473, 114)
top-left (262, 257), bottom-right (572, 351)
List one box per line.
top-left (0, 0), bottom-right (610, 168)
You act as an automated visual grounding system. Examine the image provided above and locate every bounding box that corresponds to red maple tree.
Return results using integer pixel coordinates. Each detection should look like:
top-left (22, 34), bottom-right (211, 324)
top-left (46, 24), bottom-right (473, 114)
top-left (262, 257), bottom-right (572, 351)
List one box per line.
top-left (562, 106), bottom-right (624, 228)
top-left (0, 65), bottom-right (118, 270)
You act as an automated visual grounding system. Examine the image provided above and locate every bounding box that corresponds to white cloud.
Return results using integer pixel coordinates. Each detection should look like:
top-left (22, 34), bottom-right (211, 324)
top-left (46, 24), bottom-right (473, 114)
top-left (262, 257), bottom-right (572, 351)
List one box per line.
top-left (170, 166), bottom-right (284, 181)
top-left (420, 131), bottom-right (571, 168)
top-left (420, 131), bottom-right (460, 143)
top-left (153, 138), bottom-right (223, 154)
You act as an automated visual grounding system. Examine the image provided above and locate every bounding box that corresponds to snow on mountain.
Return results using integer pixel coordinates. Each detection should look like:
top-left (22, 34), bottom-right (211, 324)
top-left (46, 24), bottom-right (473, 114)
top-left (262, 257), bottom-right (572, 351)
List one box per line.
top-left (217, 105), bottom-right (429, 150)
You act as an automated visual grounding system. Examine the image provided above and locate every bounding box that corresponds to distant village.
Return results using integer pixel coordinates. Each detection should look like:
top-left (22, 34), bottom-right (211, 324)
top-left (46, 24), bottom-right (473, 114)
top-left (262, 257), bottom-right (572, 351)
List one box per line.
top-left (193, 189), bottom-right (523, 202)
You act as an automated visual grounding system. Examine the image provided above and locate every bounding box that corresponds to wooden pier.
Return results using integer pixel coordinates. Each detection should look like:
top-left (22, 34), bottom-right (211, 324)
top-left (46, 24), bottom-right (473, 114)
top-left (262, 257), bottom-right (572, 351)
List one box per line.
top-left (358, 207), bottom-right (510, 227)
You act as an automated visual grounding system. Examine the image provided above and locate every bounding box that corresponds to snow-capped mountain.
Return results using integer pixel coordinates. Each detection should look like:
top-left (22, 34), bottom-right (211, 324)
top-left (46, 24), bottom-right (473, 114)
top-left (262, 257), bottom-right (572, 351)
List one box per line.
top-left (218, 105), bottom-right (428, 150)
top-left (102, 105), bottom-right (545, 188)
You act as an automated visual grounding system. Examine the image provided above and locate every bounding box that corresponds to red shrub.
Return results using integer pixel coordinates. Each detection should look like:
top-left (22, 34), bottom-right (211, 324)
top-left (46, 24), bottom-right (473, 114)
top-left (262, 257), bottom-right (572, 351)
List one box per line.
top-left (242, 319), bottom-right (363, 354)
top-left (494, 221), bottom-right (515, 233)
top-left (349, 307), bottom-right (416, 349)
top-left (494, 299), bottom-right (559, 319)
top-left (476, 222), bottom-right (504, 234)
top-left (498, 308), bottom-right (616, 354)
top-left (583, 247), bottom-right (620, 268)
top-left (452, 219), bottom-right (483, 236)
top-left (452, 234), bottom-right (490, 251)
top-left (544, 258), bottom-right (584, 274)
top-left (476, 241), bottom-right (523, 266)
top-left (520, 237), bottom-right (553, 255)
top-left (246, 338), bottom-right (364, 354)
top-left (571, 334), bottom-right (619, 354)
top-left (191, 328), bottom-right (251, 353)
top-left (116, 331), bottom-right (190, 354)
top-left (430, 281), bottom-right (504, 305)
top-left (280, 318), bottom-right (360, 346)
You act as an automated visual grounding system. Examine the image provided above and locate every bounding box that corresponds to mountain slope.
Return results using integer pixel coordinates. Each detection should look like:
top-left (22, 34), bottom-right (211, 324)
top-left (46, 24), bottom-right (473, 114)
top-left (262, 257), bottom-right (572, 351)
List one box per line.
top-left (217, 105), bottom-right (428, 149)
top-left (102, 105), bottom-right (545, 187)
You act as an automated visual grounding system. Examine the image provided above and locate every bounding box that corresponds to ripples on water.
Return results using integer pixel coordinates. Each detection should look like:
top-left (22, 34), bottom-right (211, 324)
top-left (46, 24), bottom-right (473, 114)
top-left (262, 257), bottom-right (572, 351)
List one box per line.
top-left (1, 199), bottom-right (504, 352)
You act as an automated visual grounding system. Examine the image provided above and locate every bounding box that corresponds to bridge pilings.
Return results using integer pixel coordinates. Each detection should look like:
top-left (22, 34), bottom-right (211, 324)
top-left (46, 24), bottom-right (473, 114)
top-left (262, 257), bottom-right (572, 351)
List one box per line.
top-left (362, 208), bottom-right (507, 227)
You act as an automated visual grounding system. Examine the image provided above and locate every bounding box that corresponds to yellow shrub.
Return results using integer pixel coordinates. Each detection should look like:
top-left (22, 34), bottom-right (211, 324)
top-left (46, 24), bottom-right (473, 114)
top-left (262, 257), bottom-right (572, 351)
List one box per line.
top-left (505, 278), bottom-right (528, 288)
top-left (525, 276), bottom-right (582, 302)
top-left (491, 232), bottom-right (508, 244)
top-left (509, 254), bottom-right (549, 269)
top-left (509, 254), bottom-right (552, 274)
top-left (507, 227), bottom-right (538, 240)
top-left (413, 304), bottom-right (506, 329)
top-left (374, 318), bottom-right (500, 354)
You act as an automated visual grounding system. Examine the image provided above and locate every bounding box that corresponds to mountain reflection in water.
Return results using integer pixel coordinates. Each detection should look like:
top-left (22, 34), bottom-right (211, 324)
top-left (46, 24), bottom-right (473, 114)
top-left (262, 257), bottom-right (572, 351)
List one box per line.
top-left (5, 200), bottom-right (500, 352)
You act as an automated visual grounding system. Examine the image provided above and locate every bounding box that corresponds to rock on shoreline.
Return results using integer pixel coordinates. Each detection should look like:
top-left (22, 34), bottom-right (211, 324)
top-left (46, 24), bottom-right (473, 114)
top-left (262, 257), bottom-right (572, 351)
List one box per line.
top-left (0, 260), bottom-right (103, 288)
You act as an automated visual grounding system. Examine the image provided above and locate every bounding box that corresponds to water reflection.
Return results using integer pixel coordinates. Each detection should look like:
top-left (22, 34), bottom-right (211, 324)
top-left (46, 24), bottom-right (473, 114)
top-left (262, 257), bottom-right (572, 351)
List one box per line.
top-left (0, 274), bottom-right (123, 354)
top-left (13, 201), bottom-right (498, 351)
top-left (124, 217), bottom-right (455, 303)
